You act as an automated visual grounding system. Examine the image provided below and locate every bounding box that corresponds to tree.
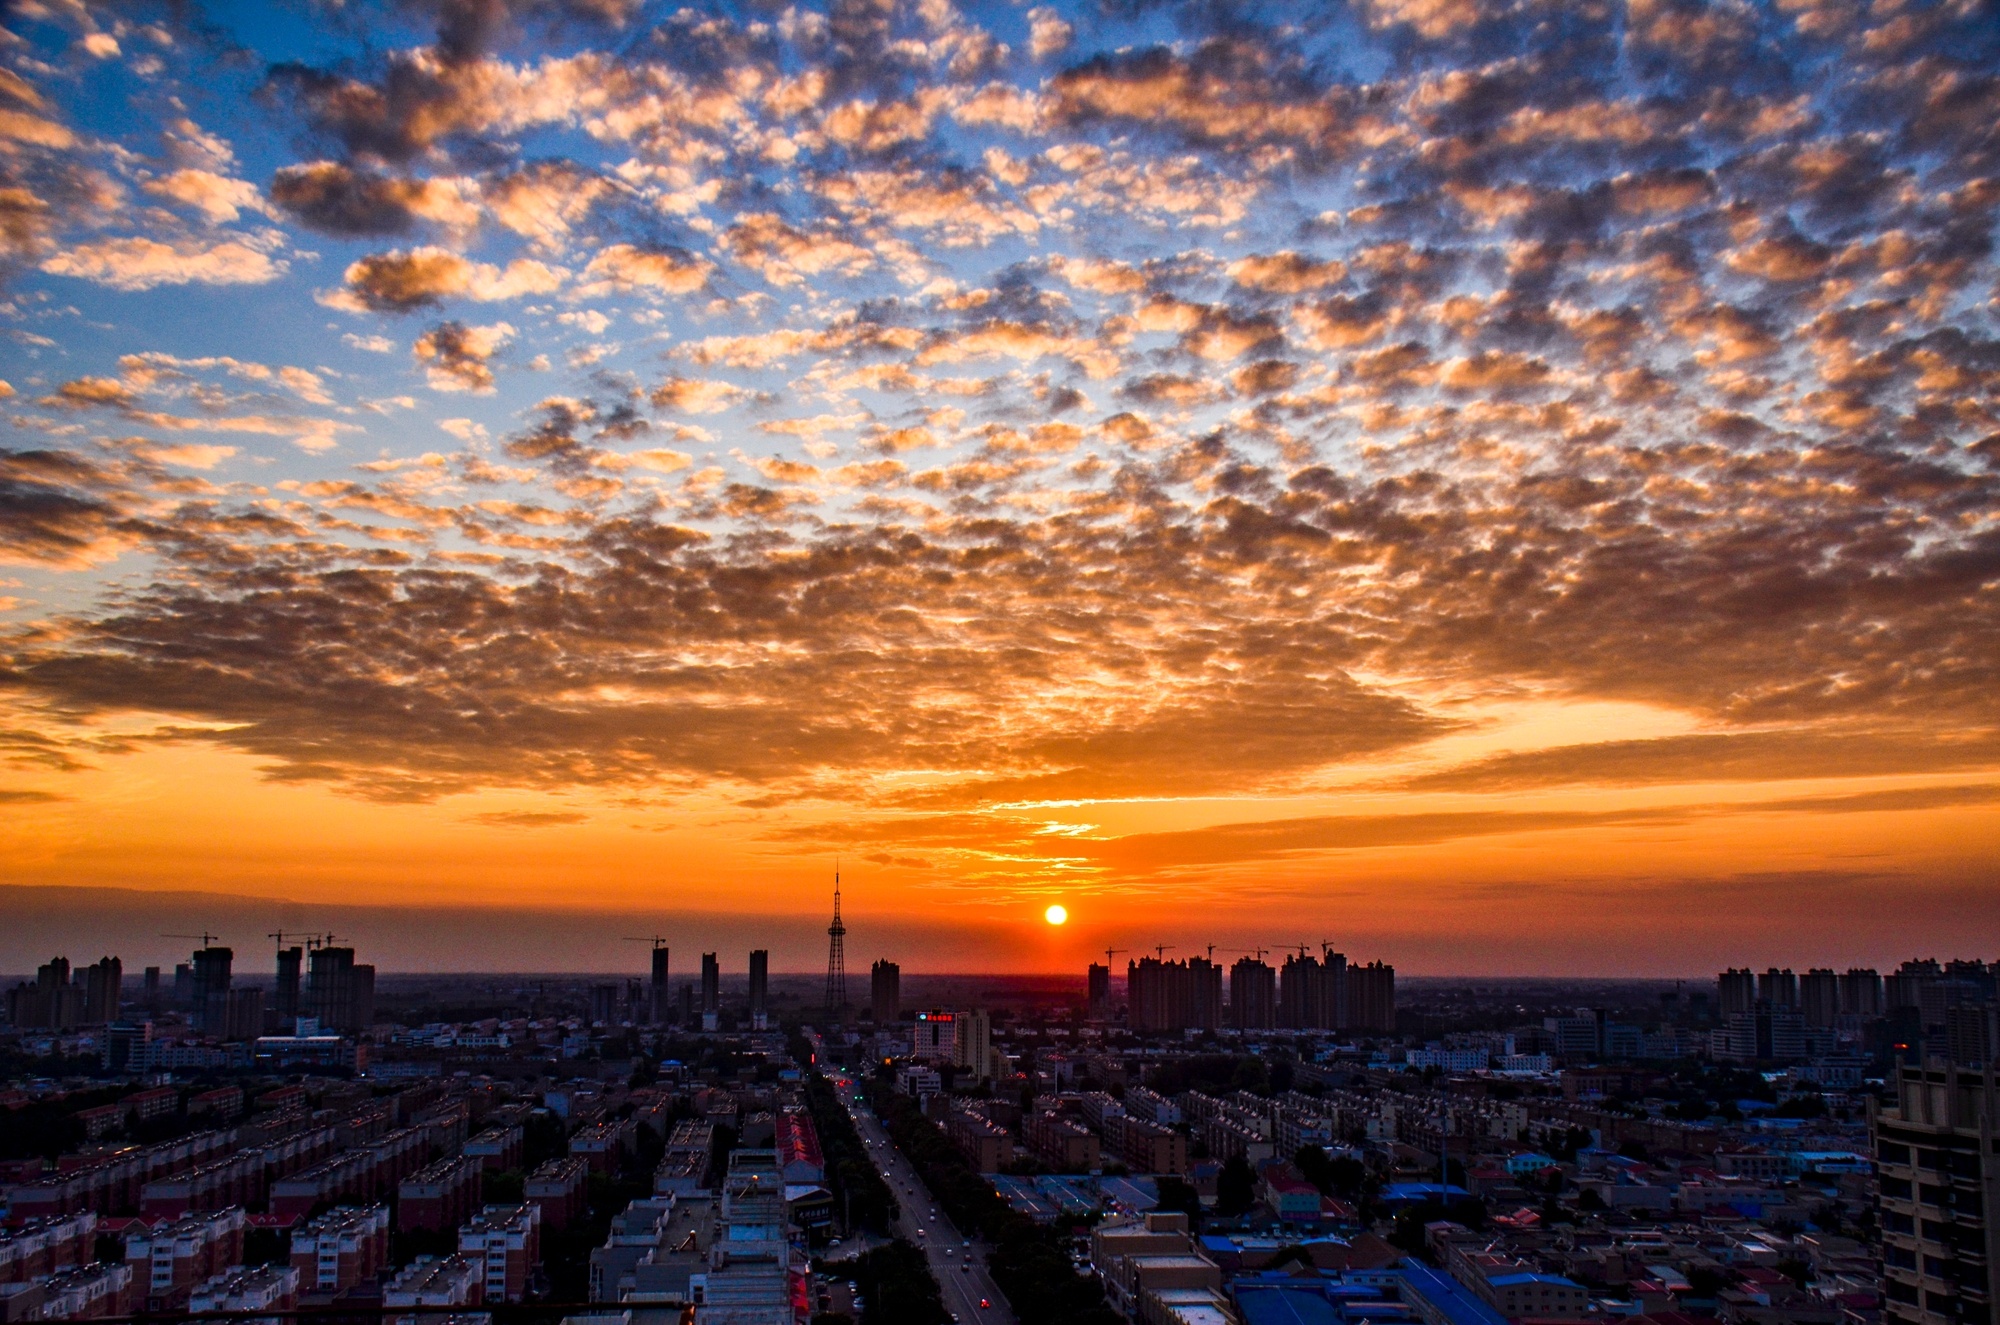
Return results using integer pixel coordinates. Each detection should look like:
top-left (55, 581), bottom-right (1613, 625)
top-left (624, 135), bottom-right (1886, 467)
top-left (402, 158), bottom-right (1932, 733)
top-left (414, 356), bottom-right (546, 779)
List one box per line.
top-left (1216, 1153), bottom-right (1256, 1217)
top-left (1154, 1175), bottom-right (1203, 1232)
top-left (1687, 1266), bottom-right (1729, 1298)
top-left (1266, 1244), bottom-right (1315, 1273)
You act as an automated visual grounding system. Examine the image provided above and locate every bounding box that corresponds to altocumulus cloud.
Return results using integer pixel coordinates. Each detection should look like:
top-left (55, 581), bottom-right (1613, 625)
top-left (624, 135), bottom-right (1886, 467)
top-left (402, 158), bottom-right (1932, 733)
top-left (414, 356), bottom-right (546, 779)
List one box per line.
top-left (0, 0), bottom-right (1994, 835)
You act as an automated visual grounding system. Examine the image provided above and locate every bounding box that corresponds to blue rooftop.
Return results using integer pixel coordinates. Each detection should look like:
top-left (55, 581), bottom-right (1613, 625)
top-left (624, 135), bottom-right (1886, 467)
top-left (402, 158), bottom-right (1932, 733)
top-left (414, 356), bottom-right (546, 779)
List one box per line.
top-left (1396, 1263), bottom-right (1508, 1325)
top-left (1378, 1183), bottom-right (1471, 1205)
top-left (1235, 1285), bottom-right (1344, 1325)
top-left (1486, 1272), bottom-right (1581, 1288)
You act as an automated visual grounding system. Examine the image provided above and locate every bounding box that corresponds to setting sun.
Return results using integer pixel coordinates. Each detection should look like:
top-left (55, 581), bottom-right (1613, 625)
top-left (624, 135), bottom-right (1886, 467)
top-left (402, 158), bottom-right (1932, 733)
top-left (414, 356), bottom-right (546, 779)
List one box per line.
top-left (1044, 904), bottom-right (1068, 926)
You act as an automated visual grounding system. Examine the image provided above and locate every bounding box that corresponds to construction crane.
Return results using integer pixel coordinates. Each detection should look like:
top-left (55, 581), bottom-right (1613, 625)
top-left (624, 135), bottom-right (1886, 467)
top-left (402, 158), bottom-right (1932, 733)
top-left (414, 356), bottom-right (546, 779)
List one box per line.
top-left (1152, 944), bottom-right (1176, 960)
top-left (1101, 947), bottom-right (1127, 967)
top-left (266, 930), bottom-right (318, 951)
top-left (622, 936), bottom-right (671, 949)
top-left (161, 931), bottom-right (223, 948)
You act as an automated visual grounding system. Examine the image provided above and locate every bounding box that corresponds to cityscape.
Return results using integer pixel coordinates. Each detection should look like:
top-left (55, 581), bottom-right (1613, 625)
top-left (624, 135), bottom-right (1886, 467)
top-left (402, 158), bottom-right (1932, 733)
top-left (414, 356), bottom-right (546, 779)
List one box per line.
top-left (2, 0), bottom-right (1998, 1324)
top-left (4, 876), bottom-right (1999, 1325)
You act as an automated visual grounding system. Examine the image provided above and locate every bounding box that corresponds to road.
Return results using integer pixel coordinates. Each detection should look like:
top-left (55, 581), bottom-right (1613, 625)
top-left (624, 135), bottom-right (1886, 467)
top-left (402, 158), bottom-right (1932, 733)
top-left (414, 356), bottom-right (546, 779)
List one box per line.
top-left (824, 1067), bottom-right (1016, 1325)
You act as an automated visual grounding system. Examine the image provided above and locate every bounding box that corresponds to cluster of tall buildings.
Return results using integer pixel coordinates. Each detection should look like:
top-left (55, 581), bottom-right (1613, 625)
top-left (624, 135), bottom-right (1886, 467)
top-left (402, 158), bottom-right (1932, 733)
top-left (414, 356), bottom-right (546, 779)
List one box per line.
top-left (4, 941), bottom-right (374, 1041)
top-left (1718, 958), bottom-right (2000, 1069)
top-left (611, 948), bottom-right (770, 1033)
top-left (188, 943), bottom-right (376, 1038)
top-left (5, 956), bottom-right (123, 1031)
top-left (1100, 947), bottom-right (1396, 1034)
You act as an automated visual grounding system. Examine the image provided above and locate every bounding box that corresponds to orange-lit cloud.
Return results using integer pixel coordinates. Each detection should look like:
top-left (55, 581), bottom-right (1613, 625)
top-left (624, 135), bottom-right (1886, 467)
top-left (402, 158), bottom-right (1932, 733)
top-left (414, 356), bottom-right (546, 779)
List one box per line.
top-left (1, 0), bottom-right (1997, 970)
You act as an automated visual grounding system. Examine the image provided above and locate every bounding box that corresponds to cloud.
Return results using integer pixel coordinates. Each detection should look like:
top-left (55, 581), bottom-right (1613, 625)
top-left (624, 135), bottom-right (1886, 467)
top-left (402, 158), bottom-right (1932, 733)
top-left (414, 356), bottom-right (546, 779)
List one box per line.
top-left (1027, 8), bottom-right (1073, 62)
top-left (271, 162), bottom-right (478, 236)
top-left (0, 449), bottom-right (137, 568)
top-left (5, 0), bottom-right (2000, 876)
top-left (143, 171), bottom-right (268, 225)
top-left (650, 377), bottom-right (747, 415)
top-left (1070, 784), bottom-right (2000, 875)
top-left (40, 235), bottom-right (285, 290)
top-left (578, 244), bottom-right (709, 294)
top-left (1402, 730), bottom-right (2000, 792)
top-left (465, 809), bottom-right (588, 826)
top-left (413, 320), bottom-right (514, 392)
top-left (1228, 252), bottom-right (1346, 294)
top-left (339, 247), bottom-right (564, 311)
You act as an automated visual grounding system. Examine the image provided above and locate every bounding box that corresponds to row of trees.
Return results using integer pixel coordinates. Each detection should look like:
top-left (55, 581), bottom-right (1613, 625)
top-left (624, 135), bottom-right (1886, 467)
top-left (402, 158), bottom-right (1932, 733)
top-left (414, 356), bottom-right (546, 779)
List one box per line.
top-left (802, 1072), bottom-right (899, 1235)
top-left (868, 1085), bottom-right (1120, 1325)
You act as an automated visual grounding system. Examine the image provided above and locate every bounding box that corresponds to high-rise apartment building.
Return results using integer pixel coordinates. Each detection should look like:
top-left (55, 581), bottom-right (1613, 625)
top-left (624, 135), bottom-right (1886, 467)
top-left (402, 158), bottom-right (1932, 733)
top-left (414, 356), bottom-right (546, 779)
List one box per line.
top-left (1189, 957), bottom-right (1223, 1030)
top-left (1843, 967), bottom-right (1885, 1017)
top-left (6, 957), bottom-right (82, 1030)
top-left (1801, 968), bottom-right (1841, 1028)
top-left (191, 948), bottom-right (233, 1036)
top-left (1087, 963), bottom-right (1110, 1018)
top-left (306, 947), bottom-right (375, 1033)
top-left (1230, 957), bottom-right (1276, 1030)
top-left (747, 949), bottom-right (768, 1029)
top-left (1944, 1006), bottom-right (1999, 1069)
top-left (273, 948), bottom-right (303, 1028)
top-left (870, 959), bottom-right (900, 1023)
top-left (224, 987), bottom-right (265, 1041)
top-left (1321, 948), bottom-right (1348, 1028)
top-left (954, 1007), bottom-right (992, 1080)
top-left (1278, 952), bottom-right (1332, 1029)
top-left (1873, 1060), bottom-right (2000, 1325)
top-left (700, 953), bottom-right (719, 1031)
top-left (82, 956), bottom-right (122, 1024)
top-left (1124, 958), bottom-right (1183, 1033)
top-left (1125, 956), bottom-right (1224, 1034)
top-left (646, 946), bottom-right (671, 1025)
top-left (1889, 959), bottom-right (1943, 1016)
top-left (1759, 967), bottom-right (1800, 1008)
top-left (1718, 968), bottom-right (1757, 1018)
top-left (1347, 960), bottom-right (1396, 1033)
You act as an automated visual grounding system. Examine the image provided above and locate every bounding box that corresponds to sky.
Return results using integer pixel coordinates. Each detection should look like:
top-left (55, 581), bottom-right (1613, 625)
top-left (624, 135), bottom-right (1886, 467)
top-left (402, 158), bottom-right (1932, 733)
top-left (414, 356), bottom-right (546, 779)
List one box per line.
top-left (0, 0), bottom-right (1996, 976)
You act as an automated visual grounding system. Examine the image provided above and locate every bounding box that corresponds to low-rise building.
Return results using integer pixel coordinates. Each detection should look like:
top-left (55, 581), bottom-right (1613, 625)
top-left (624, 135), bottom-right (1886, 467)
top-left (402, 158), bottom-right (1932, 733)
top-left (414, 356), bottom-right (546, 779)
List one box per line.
top-left (383, 1254), bottom-right (484, 1325)
top-left (947, 1109), bottom-right (1016, 1174)
top-left (459, 1204), bottom-right (541, 1303)
top-left (400, 1156), bottom-right (484, 1232)
top-left (187, 1264), bottom-right (298, 1325)
top-left (525, 1157), bottom-right (589, 1231)
top-left (1025, 1111), bottom-right (1102, 1172)
top-left (289, 1204), bottom-right (390, 1297)
top-left (125, 1209), bottom-right (246, 1310)
top-left (35, 1262), bottom-right (134, 1319)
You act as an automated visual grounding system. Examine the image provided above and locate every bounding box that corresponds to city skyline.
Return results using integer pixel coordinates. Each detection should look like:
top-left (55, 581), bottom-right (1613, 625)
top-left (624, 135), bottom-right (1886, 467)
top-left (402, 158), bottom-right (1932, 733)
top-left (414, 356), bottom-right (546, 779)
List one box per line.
top-left (1, 0), bottom-right (1997, 966)
top-left (6, 881), bottom-right (1999, 977)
